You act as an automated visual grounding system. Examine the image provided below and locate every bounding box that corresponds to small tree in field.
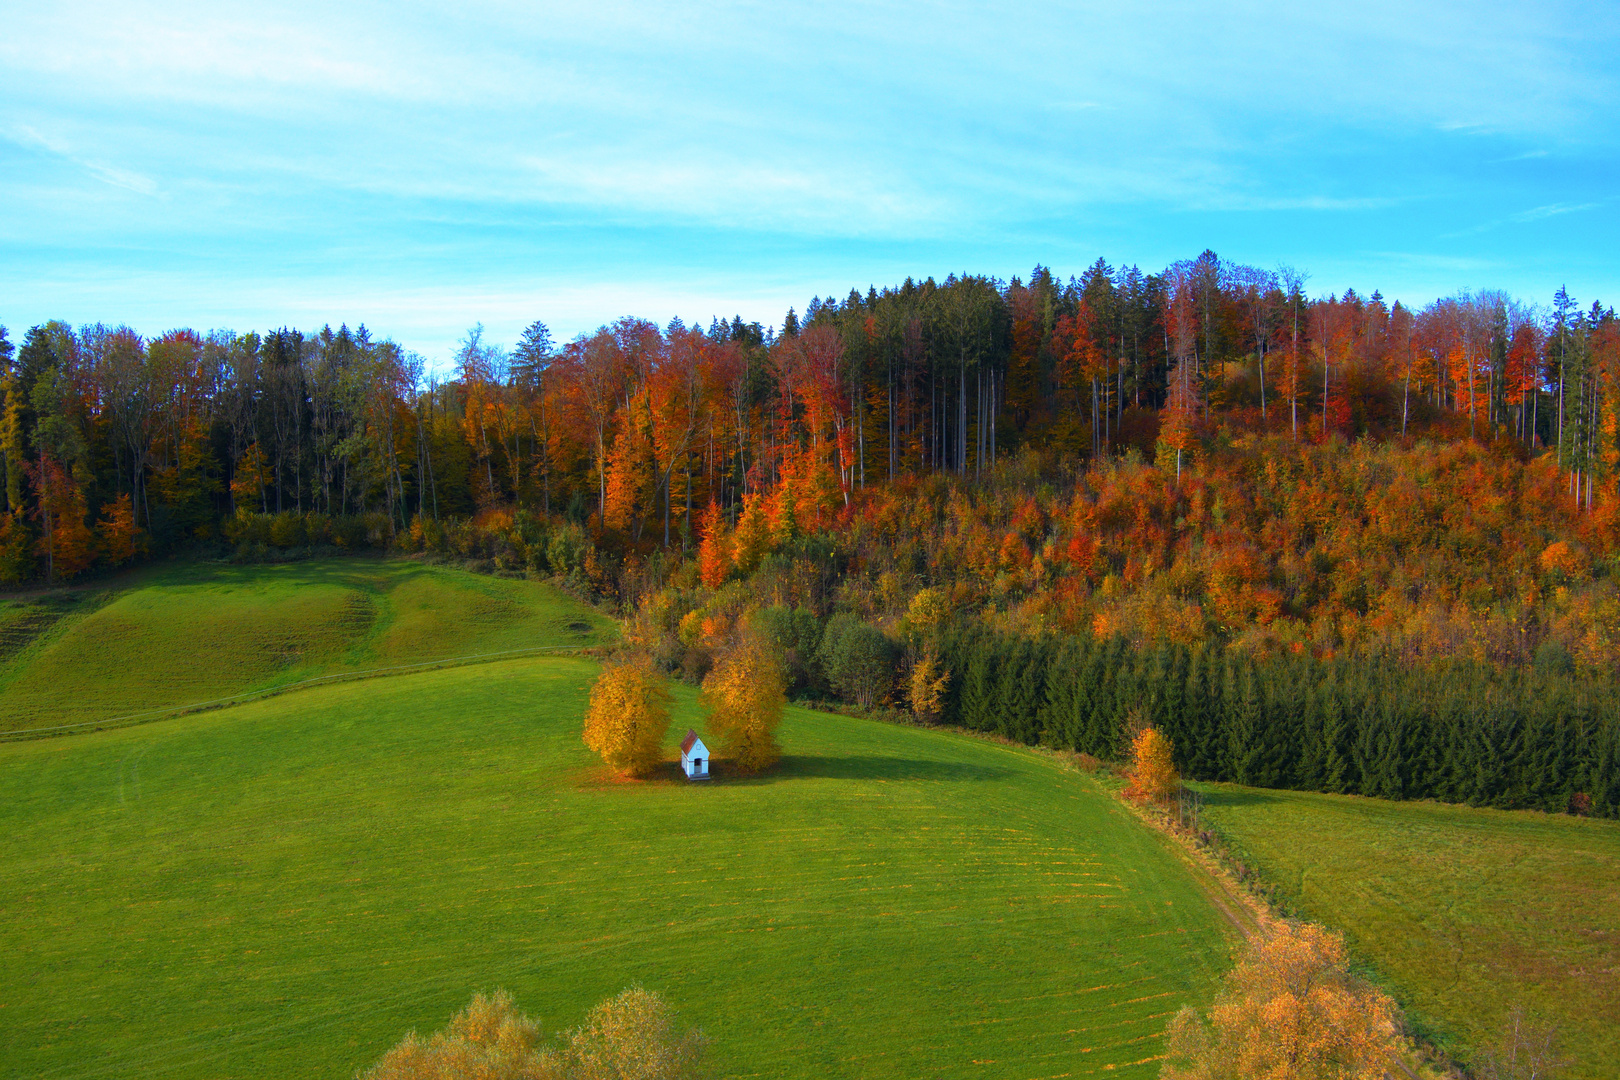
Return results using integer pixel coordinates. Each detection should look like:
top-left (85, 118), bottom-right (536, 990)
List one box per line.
top-left (360, 989), bottom-right (550, 1080)
top-left (560, 986), bottom-right (707, 1080)
top-left (1161, 920), bottom-right (1401, 1080)
top-left (701, 638), bottom-right (785, 773)
top-left (360, 987), bottom-right (706, 1080)
top-left (1124, 726), bottom-right (1180, 804)
top-left (583, 657), bottom-right (672, 777)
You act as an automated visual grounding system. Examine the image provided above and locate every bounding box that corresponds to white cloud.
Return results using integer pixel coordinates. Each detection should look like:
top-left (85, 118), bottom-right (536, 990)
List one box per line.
top-left (8, 125), bottom-right (159, 196)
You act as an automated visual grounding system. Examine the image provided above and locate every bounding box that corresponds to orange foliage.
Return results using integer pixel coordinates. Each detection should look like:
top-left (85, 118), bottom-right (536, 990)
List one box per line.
top-left (1163, 920), bottom-right (1401, 1080)
top-left (582, 656), bottom-right (671, 777)
top-left (97, 493), bottom-right (138, 567)
top-left (1123, 726), bottom-right (1180, 803)
top-left (28, 457), bottom-right (96, 581)
top-left (696, 499), bottom-right (731, 589)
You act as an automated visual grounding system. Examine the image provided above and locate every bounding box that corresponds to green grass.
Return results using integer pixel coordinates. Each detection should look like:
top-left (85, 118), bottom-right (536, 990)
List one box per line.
top-left (0, 559), bottom-right (616, 733)
top-left (0, 657), bottom-right (1236, 1079)
top-left (1194, 783), bottom-right (1620, 1076)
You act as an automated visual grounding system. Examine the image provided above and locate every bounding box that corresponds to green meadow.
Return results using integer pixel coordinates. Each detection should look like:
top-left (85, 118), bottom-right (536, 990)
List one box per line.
top-left (0, 558), bottom-right (615, 734)
top-left (1, 653), bottom-right (1235, 1079)
top-left (1196, 784), bottom-right (1620, 1077)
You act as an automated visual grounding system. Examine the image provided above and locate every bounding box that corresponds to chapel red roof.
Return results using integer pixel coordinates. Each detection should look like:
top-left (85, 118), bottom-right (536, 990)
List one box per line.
top-left (680, 729), bottom-right (700, 755)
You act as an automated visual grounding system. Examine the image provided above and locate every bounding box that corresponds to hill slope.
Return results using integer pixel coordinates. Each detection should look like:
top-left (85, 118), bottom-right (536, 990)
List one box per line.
top-left (1196, 784), bottom-right (1620, 1076)
top-left (0, 559), bottom-right (616, 733)
top-left (0, 657), bottom-right (1235, 1079)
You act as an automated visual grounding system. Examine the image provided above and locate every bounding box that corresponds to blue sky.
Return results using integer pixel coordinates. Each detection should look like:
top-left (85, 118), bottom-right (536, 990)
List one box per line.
top-left (2, 1), bottom-right (1616, 366)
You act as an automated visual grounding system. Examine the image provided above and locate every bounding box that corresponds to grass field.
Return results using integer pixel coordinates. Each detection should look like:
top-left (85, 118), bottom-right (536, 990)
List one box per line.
top-left (0, 653), bottom-right (1237, 1080)
top-left (1195, 783), bottom-right (1620, 1076)
top-left (0, 559), bottom-right (616, 734)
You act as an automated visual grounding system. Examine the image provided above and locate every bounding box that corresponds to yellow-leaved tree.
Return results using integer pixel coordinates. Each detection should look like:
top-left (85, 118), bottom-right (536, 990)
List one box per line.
top-left (561, 985), bottom-right (707, 1080)
top-left (908, 650), bottom-right (950, 724)
top-left (701, 639), bottom-right (785, 774)
top-left (1124, 725), bottom-right (1180, 804)
top-left (1161, 920), bottom-right (1401, 1080)
top-left (359, 986), bottom-right (706, 1080)
top-left (583, 656), bottom-right (672, 777)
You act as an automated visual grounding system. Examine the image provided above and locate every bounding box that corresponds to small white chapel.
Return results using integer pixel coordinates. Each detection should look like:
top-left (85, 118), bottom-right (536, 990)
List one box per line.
top-left (679, 729), bottom-right (710, 781)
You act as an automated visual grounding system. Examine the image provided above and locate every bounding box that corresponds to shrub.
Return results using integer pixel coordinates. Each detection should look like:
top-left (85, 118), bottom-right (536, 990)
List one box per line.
top-left (908, 649), bottom-right (949, 723)
top-left (749, 605), bottom-right (823, 694)
top-left (819, 613), bottom-right (898, 709)
top-left (558, 986), bottom-right (707, 1080)
top-left (359, 986), bottom-right (706, 1080)
top-left (267, 511), bottom-right (306, 548)
top-left (0, 514), bottom-right (35, 583)
top-left (1162, 919), bottom-right (1401, 1080)
top-left (360, 989), bottom-right (548, 1080)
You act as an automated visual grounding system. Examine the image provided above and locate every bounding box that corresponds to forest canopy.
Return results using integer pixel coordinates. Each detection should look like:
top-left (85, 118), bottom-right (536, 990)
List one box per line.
top-left (6, 252), bottom-right (1618, 813)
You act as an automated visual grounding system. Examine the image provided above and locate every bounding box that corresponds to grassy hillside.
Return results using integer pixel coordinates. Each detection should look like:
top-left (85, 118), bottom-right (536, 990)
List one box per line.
top-left (0, 657), bottom-right (1235, 1079)
top-left (0, 559), bottom-right (616, 734)
top-left (1195, 784), bottom-right (1620, 1076)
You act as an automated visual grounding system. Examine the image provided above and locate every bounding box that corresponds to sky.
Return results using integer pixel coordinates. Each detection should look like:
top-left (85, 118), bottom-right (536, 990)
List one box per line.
top-left (2, 0), bottom-right (1617, 367)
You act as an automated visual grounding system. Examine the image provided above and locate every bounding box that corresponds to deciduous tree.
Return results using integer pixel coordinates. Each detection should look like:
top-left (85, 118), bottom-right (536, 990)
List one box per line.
top-left (908, 649), bottom-right (950, 723)
top-left (1161, 920), bottom-right (1401, 1080)
top-left (583, 657), bottom-right (672, 777)
top-left (1124, 725), bottom-right (1180, 804)
top-left (701, 638), bottom-right (785, 773)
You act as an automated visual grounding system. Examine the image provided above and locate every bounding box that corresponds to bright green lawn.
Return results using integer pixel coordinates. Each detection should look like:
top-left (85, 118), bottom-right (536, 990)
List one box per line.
top-left (0, 559), bottom-right (615, 733)
top-left (1, 658), bottom-right (1235, 1079)
top-left (1195, 784), bottom-right (1620, 1076)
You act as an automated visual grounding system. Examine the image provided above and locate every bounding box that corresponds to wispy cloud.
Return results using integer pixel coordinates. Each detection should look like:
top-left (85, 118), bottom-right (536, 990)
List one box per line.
top-left (8, 125), bottom-right (157, 195)
top-left (0, 0), bottom-right (1615, 358)
top-left (1445, 200), bottom-right (1606, 237)
top-left (1510, 202), bottom-right (1601, 223)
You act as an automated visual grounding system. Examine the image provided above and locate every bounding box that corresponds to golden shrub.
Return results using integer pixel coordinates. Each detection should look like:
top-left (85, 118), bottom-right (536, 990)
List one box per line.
top-left (359, 989), bottom-right (557, 1080)
top-left (700, 638), bottom-right (785, 773)
top-left (1124, 726), bottom-right (1180, 804)
top-left (558, 986), bottom-right (707, 1080)
top-left (583, 656), bottom-right (672, 777)
top-left (359, 987), bottom-right (705, 1080)
top-left (906, 588), bottom-right (950, 631)
top-left (1162, 920), bottom-right (1401, 1080)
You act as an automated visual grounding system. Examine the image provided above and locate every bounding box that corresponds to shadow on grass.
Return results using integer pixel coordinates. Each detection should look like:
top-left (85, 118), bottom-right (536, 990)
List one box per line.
top-left (582, 755), bottom-right (1016, 789)
top-left (738, 754), bottom-right (1013, 784)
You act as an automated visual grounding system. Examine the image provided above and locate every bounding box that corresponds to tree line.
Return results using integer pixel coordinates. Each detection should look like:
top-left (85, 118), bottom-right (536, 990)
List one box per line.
top-left (2, 252), bottom-right (1615, 586)
top-left (933, 627), bottom-right (1619, 817)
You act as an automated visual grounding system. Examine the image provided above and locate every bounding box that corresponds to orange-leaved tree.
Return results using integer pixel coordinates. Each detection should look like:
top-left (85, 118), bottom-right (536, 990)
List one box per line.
top-left (1161, 919), bottom-right (1401, 1080)
top-left (582, 656), bottom-right (672, 777)
top-left (701, 638), bottom-right (785, 773)
top-left (97, 492), bottom-right (138, 567)
top-left (696, 498), bottom-right (730, 589)
top-left (1124, 726), bottom-right (1180, 804)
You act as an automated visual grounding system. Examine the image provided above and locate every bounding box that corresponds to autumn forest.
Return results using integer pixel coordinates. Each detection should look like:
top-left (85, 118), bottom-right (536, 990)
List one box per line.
top-left (4, 251), bottom-right (1618, 815)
